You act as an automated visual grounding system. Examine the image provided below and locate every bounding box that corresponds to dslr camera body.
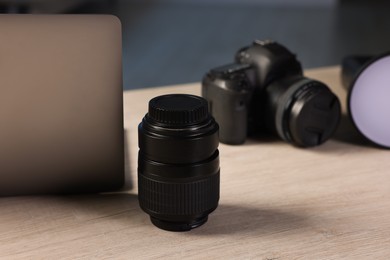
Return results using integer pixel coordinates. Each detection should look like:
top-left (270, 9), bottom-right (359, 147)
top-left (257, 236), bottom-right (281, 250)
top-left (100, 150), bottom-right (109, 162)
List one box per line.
top-left (202, 40), bottom-right (341, 147)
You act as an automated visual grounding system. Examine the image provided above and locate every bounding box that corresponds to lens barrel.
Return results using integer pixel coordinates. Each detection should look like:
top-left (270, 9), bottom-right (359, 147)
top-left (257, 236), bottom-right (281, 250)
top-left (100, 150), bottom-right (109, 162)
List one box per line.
top-left (264, 77), bottom-right (341, 147)
top-left (138, 94), bottom-right (220, 231)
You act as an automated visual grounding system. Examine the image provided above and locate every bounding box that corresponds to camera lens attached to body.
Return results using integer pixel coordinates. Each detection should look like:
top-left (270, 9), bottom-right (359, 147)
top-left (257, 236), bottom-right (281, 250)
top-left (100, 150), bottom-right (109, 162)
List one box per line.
top-left (264, 76), bottom-right (341, 147)
top-left (138, 94), bottom-right (220, 231)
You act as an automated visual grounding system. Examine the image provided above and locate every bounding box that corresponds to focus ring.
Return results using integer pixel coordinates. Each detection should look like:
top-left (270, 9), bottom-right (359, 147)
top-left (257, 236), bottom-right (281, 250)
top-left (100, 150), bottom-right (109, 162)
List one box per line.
top-left (138, 171), bottom-right (220, 216)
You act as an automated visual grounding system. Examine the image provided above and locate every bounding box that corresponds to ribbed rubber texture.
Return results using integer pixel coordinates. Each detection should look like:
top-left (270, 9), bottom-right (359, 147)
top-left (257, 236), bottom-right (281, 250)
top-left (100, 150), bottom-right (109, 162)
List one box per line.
top-left (138, 171), bottom-right (220, 215)
top-left (148, 94), bottom-right (209, 125)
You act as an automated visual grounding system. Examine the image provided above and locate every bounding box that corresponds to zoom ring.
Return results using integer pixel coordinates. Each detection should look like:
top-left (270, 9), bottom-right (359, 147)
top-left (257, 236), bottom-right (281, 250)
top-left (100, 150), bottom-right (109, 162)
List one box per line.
top-left (138, 171), bottom-right (220, 216)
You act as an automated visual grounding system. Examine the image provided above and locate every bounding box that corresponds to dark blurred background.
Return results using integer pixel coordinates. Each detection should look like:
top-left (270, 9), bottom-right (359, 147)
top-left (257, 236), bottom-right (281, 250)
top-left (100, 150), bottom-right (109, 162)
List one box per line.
top-left (2, 0), bottom-right (390, 89)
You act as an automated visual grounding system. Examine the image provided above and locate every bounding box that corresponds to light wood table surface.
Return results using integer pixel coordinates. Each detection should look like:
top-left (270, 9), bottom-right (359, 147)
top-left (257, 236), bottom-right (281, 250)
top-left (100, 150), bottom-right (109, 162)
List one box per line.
top-left (1, 66), bottom-right (390, 259)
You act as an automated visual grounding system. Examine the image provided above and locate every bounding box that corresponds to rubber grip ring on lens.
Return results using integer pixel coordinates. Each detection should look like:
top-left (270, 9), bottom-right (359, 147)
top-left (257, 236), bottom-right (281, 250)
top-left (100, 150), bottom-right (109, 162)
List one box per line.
top-left (138, 171), bottom-right (220, 216)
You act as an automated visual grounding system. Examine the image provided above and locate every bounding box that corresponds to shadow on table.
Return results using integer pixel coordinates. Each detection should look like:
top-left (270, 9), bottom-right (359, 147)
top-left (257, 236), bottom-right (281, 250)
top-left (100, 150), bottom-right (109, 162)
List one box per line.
top-left (190, 204), bottom-right (312, 236)
top-left (246, 133), bottom-right (279, 145)
top-left (2, 194), bottom-right (318, 237)
top-left (56, 195), bottom-right (312, 237)
top-left (51, 193), bottom-right (145, 225)
top-left (331, 114), bottom-right (374, 148)
top-left (242, 114), bottom-right (378, 150)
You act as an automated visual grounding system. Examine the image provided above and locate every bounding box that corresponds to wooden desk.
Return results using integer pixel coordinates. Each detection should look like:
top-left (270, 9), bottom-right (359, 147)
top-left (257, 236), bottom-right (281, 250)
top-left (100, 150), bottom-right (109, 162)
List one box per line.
top-left (1, 67), bottom-right (390, 259)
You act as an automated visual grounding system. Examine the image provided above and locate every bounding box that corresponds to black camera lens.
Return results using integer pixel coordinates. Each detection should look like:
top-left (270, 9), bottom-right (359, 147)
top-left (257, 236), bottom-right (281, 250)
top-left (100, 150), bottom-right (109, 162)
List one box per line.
top-left (138, 94), bottom-right (220, 232)
top-left (263, 77), bottom-right (341, 147)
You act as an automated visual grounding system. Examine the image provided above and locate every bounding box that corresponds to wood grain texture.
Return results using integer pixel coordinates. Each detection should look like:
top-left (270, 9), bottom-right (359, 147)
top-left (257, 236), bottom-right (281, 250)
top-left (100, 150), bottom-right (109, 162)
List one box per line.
top-left (1, 66), bottom-right (390, 259)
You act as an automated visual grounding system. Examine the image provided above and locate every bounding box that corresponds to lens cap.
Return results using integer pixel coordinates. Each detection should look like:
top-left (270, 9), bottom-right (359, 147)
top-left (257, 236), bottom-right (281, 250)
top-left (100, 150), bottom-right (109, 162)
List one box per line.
top-left (148, 94), bottom-right (209, 126)
top-left (288, 81), bottom-right (341, 147)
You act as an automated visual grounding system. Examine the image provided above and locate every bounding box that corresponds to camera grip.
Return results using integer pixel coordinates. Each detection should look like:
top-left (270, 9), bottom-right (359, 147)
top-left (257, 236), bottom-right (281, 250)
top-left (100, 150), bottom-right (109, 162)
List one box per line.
top-left (202, 85), bottom-right (248, 145)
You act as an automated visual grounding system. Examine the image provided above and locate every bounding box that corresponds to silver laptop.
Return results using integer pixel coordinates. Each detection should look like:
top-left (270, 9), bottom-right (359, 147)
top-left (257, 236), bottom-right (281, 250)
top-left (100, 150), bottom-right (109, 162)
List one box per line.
top-left (0, 15), bottom-right (124, 195)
